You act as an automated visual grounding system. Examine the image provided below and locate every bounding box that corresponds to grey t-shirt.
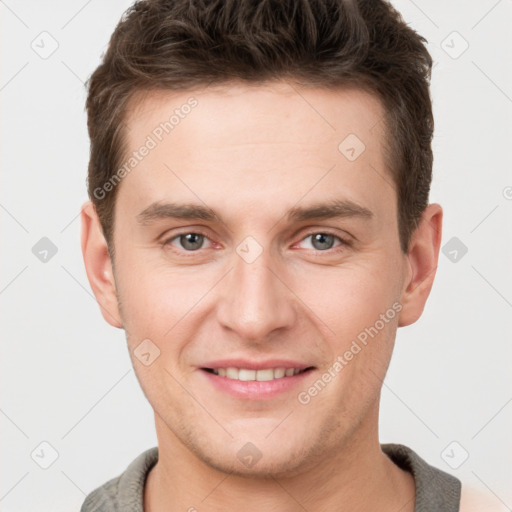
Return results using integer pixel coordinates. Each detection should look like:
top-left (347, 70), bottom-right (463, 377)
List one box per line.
top-left (80, 443), bottom-right (461, 511)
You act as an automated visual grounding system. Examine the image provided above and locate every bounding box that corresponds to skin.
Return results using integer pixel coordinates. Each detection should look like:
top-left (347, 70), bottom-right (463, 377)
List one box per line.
top-left (81, 81), bottom-right (444, 511)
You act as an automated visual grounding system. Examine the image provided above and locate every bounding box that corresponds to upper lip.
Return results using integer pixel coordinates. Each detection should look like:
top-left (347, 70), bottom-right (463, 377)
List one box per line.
top-left (200, 359), bottom-right (314, 371)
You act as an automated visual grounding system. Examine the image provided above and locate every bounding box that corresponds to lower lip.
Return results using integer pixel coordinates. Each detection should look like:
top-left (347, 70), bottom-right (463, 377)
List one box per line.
top-left (199, 368), bottom-right (314, 400)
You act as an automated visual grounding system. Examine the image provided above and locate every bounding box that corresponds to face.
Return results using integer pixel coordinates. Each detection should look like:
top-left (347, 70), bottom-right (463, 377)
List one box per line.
top-left (84, 81), bottom-right (437, 478)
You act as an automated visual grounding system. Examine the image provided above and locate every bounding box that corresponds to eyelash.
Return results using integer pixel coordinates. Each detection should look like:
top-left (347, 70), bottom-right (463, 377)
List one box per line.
top-left (161, 230), bottom-right (351, 256)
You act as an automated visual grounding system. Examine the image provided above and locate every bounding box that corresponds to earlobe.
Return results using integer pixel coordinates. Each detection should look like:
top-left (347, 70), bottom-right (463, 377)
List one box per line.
top-left (397, 203), bottom-right (443, 327)
top-left (80, 201), bottom-right (123, 329)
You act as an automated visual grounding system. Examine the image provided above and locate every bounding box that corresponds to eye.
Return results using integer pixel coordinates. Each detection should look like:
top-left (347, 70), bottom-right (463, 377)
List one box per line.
top-left (298, 232), bottom-right (348, 251)
top-left (165, 232), bottom-right (211, 251)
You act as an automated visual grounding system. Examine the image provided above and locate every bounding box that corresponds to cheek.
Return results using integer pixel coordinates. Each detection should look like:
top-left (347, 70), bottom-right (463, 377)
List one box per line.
top-left (296, 259), bottom-right (401, 338)
top-left (114, 254), bottom-right (206, 343)
top-left (303, 268), bottom-right (399, 413)
top-left (117, 262), bottom-right (208, 400)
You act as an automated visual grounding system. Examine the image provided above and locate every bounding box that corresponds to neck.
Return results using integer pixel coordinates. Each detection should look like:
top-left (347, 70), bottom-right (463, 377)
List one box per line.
top-left (144, 406), bottom-right (415, 512)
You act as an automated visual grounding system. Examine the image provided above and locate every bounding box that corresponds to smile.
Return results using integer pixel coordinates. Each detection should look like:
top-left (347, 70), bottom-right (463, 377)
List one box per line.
top-left (203, 367), bottom-right (313, 381)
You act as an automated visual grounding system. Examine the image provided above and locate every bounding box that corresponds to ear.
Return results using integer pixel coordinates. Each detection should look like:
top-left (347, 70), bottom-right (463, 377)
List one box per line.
top-left (80, 201), bottom-right (123, 328)
top-left (397, 203), bottom-right (443, 327)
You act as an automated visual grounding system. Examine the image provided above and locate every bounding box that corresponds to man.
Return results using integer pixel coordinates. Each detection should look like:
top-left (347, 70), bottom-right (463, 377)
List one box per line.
top-left (79, 1), bottom-right (486, 510)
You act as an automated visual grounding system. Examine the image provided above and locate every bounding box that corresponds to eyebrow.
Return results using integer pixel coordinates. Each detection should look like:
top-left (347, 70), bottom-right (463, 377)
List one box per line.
top-left (136, 199), bottom-right (374, 225)
top-left (137, 202), bottom-right (218, 225)
top-left (287, 199), bottom-right (373, 222)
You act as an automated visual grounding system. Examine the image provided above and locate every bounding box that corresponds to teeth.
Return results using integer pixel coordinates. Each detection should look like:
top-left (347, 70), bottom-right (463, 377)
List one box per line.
top-left (256, 369), bottom-right (274, 381)
top-left (238, 369), bottom-right (256, 381)
top-left (226, 367), bottom-right (238, 379)
top-left (211, 367), bottom-right (307, 381)
top-left (273, 368), bottom-right (285, 378)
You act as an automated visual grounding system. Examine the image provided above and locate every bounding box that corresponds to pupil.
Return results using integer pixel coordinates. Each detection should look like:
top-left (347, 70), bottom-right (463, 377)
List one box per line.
top-left (313, 233), bottom-right (333, 250)
top-left (181, 233), bottom-right (203, 250)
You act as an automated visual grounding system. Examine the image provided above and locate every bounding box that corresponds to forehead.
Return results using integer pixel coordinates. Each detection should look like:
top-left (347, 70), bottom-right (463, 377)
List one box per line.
top-left (124, 81), bottom-right (387, 152)
top-left (117, 81), bottom-right (393, 228)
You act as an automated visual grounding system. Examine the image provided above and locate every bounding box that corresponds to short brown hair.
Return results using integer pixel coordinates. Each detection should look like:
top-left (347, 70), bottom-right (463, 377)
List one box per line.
top-left (86, 0), bottom-right (434, 254)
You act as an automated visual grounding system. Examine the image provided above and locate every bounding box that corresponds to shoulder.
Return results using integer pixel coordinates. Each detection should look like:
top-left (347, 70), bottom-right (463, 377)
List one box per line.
top-left (80, 447), bottom-right (159, 512)
top-left (459, 484), bottom-right (506, 512)
top-left (80, 475), bottom-right (120, 512)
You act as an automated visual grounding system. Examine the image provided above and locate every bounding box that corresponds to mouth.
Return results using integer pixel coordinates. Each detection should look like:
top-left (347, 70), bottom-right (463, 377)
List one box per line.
top-left (201, 366), bottom-right (315, 382)
top-left (199, 364), bottom-right (316, 399)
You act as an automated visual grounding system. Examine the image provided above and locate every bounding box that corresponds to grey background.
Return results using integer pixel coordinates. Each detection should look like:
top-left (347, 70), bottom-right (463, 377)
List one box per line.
top-left (1, 0), bottom-right (511, 510)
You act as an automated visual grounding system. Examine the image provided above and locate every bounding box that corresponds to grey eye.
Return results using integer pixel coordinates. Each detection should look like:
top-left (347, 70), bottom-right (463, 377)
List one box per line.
top-left (310, 233), bottom-right (336, 250)
top-left (179, 233), bottom-right (205, 251)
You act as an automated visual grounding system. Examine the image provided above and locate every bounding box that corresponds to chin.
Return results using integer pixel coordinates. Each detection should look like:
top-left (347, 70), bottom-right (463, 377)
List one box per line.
top-left (188, 433), bottom-right (320, 479)
top-left (204, 451), bottom-right (310, 479)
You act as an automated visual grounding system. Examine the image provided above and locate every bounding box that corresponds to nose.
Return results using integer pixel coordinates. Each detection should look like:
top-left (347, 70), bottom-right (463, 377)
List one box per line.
top-left (216, 243), bottom-right (296, 342)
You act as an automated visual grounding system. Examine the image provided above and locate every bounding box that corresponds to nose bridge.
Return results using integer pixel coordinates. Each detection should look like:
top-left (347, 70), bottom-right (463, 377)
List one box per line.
top-left (217, 238), bottom-right (295, 340)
